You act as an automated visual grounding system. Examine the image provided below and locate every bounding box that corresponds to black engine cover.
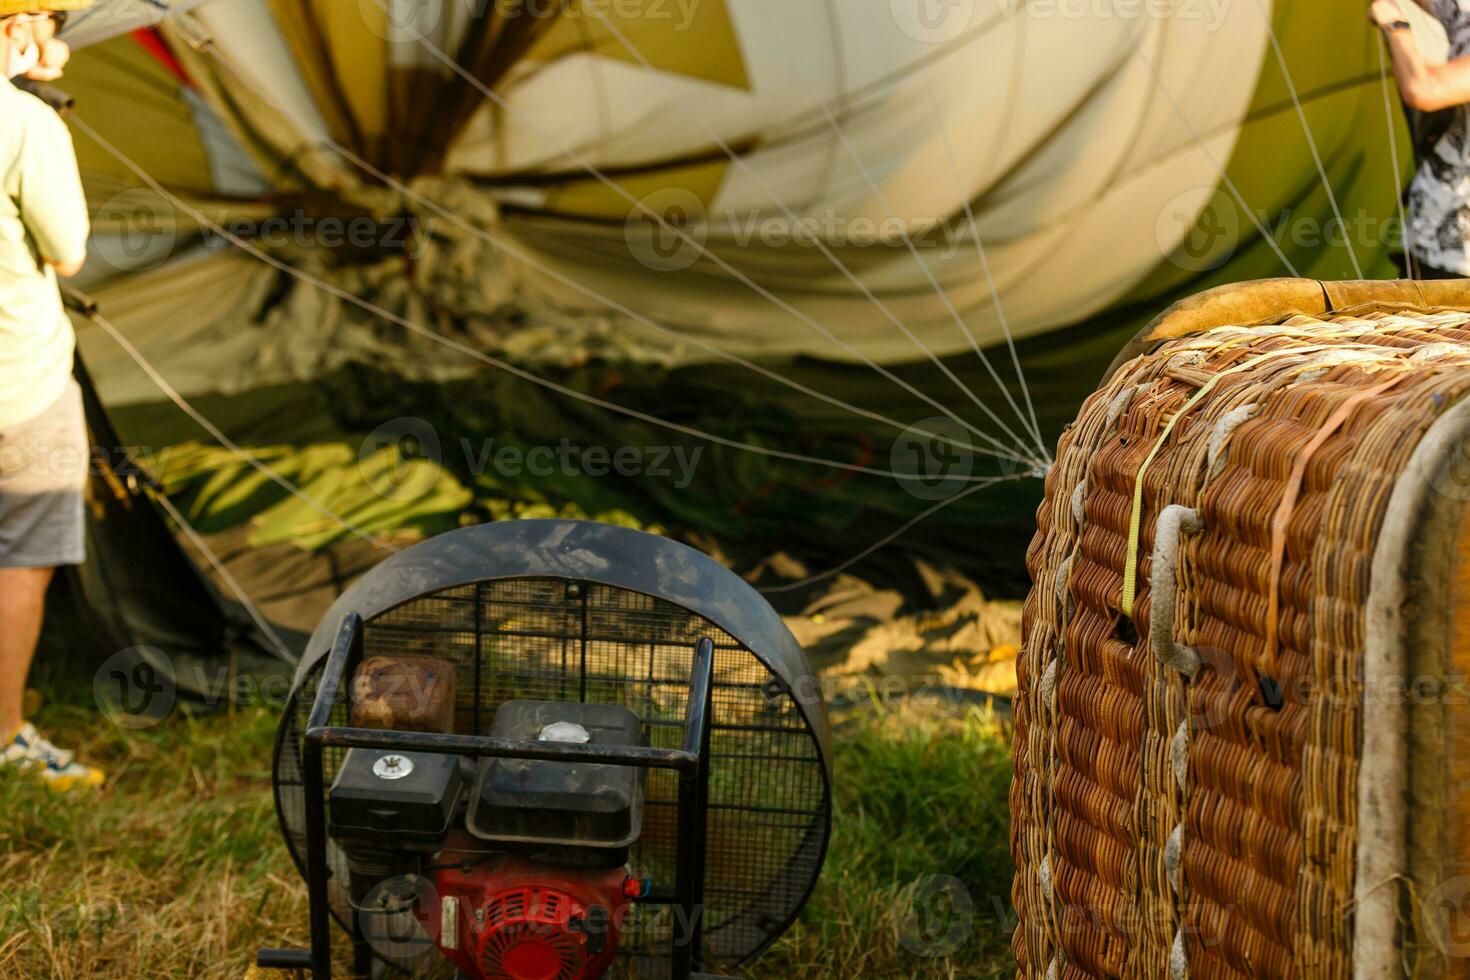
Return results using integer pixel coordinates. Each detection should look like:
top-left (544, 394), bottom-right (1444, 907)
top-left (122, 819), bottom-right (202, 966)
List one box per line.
top-left (328, 749), bottom-right (464, 844)
top-left (467, 700), bottom-right (644, 850)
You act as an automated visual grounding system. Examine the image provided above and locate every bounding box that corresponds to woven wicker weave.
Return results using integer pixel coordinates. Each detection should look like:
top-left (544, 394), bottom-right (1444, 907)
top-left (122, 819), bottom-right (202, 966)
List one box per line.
top-left (1012, 279), bottom-right (1470, 979)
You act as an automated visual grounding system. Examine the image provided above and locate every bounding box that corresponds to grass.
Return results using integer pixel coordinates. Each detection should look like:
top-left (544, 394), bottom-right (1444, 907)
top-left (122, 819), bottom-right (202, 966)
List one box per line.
top-left (749, 701), bottom-right (1017, 978)
top-left (0, 702), bottom-right (301, 979)
top-left (1, 678), bottom-right (1015, 979)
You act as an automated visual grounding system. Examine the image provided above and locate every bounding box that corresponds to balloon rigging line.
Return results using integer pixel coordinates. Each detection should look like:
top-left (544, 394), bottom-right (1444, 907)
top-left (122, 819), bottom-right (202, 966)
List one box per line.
top-left (395, 10), bottom-right (1037, 468)
top-left (81, 116), bottom-right (1039, 617)
top-left (147, 480), bottom-right (299, 662)
top-left (71, 114), bottom-right (1034, 484)
top-left (88, 4), bottom-right (1056, 600)
top-left (722, 7), bottom-right (1011, 157)
top-left (90, 178), bottom-right (1033, 618)
top-left (578, 2), bottom-right (1050, 464)
top-left (912, 50), bottom-right (1050, 464)
top-left (951, 21), bottom-right (1179, 325)
top-left (758, 475), bottom-right (1028, 594)
top-left (181, 33), bottom-right (1038, 471)
top-left (783, 53), bottom-right (1046, 462)
top-left (1132, 45), bottom-right (1303, 278)
top-left (1376, 33), bottom-right (1411, 275)
top-left (976, 68), bottom-right (1405, 244)
top-left (84, 302), bottom-right (401, 554)
top-left (1251, 0), bottom-right (1365, 279)
top-left (458, 7), bottom-right (1012, 196)
top-left (399, 18), bottom-right (1033, 466)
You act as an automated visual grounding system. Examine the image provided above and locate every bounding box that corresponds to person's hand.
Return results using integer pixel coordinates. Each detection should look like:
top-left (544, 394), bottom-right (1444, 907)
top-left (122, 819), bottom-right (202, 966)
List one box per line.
top-left (1370, 0), bottom-right (1406, 28)
top-left (24, 37), bottom-right (70, 82)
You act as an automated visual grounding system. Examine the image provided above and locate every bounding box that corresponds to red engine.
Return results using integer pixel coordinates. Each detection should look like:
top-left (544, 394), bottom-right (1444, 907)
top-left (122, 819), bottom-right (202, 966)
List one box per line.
top-left (427, 854), bottom-right (634, 980)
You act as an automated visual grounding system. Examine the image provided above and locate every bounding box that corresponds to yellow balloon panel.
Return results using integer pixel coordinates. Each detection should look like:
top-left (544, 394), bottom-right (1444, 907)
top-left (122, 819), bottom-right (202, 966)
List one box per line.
top-left (65, 34), bottom-right (217, 199)
top-left (526, 0), bottom-right (749, 92)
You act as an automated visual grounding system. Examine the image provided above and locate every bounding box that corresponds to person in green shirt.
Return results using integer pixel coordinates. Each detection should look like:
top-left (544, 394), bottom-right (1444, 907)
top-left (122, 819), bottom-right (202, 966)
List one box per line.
top-left (0, 0), bottom-right (104, 792)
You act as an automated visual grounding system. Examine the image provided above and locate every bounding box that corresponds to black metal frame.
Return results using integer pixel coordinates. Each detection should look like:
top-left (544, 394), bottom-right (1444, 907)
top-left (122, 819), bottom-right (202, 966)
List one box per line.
top-left (283, 522), bottom-right (834, 771)
top-left (262, 612), bottom-right (721, 980)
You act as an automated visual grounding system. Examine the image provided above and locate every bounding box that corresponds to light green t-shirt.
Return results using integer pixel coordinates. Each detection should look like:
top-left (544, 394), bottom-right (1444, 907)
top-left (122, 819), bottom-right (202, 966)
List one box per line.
top-left (0, 77), bottom-right (89, 430)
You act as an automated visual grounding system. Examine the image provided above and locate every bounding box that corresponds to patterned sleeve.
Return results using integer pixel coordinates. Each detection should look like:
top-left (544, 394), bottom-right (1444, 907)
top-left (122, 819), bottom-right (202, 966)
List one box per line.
top-left (1430, 0), bottom-right (1461, 27)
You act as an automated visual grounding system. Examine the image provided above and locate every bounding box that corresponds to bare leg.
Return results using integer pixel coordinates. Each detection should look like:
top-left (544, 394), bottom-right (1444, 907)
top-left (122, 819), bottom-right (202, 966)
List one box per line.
top-left (0, 566), bottom-right (53, 740)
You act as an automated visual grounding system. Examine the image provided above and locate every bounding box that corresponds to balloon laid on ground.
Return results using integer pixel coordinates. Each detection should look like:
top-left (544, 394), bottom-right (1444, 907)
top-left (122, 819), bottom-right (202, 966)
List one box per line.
top-left (50, 0), bottom-right (1431, 561)
top-left (66, 0), bottom-right (1417, 369)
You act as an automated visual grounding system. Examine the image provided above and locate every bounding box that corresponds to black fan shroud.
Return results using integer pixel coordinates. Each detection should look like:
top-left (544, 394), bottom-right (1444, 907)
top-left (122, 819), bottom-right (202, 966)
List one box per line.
top-left (272, 520), bottom-right (834, 975)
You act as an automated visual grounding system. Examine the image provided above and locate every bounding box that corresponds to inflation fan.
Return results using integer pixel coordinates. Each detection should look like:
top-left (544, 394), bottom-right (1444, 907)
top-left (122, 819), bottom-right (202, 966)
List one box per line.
top-left (260, 519), bottom-right (833, 979)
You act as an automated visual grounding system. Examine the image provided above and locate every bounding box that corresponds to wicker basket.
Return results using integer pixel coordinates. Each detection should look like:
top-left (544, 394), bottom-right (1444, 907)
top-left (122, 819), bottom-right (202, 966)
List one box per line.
top-left (1011, 278), bottom-right (1470, 979)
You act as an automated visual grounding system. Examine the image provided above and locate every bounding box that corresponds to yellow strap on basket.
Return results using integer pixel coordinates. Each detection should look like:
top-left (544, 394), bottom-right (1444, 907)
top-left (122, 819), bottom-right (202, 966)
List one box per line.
top-left (1119, 346), bottom-right (1330, 619)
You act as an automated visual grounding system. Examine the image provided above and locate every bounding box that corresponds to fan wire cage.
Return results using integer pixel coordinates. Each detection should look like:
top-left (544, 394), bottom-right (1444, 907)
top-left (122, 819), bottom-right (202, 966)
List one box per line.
top-left (273, 523), bottom-right (832, 979)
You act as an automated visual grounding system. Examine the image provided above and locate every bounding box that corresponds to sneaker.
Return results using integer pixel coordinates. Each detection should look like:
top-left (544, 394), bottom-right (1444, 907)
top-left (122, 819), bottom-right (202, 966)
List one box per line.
top-left (2, 723), bottom-right (105, 791)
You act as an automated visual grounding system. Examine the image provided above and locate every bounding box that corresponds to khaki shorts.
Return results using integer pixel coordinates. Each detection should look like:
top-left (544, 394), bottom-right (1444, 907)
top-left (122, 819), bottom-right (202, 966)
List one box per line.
top-left (0, 378), bottom-right (88, 568)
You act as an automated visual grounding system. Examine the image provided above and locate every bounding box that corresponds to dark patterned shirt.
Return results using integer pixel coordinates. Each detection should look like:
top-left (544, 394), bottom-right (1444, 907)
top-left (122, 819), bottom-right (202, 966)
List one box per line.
top-left (1408, 0), bottom-right (1470, 273)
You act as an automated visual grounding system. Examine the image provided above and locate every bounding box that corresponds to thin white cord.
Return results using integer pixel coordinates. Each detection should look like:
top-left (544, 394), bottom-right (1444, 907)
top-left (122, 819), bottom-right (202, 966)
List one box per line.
top-left (784, 56), bottom-right (1048, 462)
top-left (148, 483), bottom-right (298, 663)
top-left (69, 114), bottom-right (1014, 485)
top-left (914, 49), bottom-right (1050, 463)
top-left (395, 13), bottom-right (1038, 468)
top-left (575, 2), bottom-right (1049, 464)
top-left (1133, 45), bottom-right (1303, 278)
top-left (182, 33), bottom-right (1032, 468)
top-left (86, 305), bottom-right (400, 553)
top-left (93, 9), bottom-right (1054, 610)
top-left (1252, 0), bottom-right (1365, 279)
top-left (1377, 33), bottom-right (1412, 273)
